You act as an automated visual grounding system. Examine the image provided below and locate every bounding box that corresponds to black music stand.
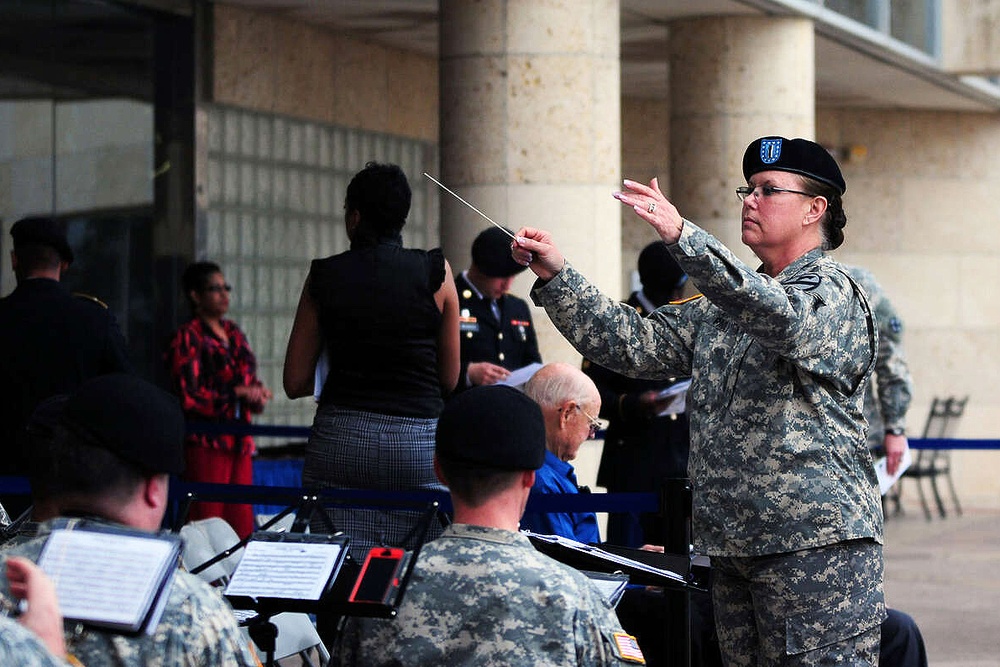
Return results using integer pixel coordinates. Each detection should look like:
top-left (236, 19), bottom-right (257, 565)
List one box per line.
top-left (189, 496), bottom-right (439, 667)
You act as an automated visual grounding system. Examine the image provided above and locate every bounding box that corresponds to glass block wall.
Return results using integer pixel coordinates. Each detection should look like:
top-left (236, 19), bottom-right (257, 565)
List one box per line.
top-left (203, 104), bottom-right (438, 444)
top-left (817, 0), bottom-right (939, 55)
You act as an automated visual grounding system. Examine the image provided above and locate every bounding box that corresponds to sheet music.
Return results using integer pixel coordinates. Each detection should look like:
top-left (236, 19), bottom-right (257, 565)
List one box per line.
top-left (225, 540), bottom-right (343, 600)
top-left (525, 532), bottom-right (686, 584)
top-left (313, 349), bottom-right (329, 402)
top-left (875, 447), bottom-right (913, 495)
top-left (654, 379), bottom-right (691, 417)
top-left (499, 362), bottom-right (544, 388)
top-left (38, 529), bottom-right (177, 630)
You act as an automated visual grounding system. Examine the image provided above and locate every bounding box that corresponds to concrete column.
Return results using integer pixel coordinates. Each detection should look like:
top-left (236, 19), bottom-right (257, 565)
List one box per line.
top-left (438, 0), bottom-right (621, 363)
top-left (942, 0), bottom-right (1000, 75)
top-left (668, 17), bottom-right (815, 264)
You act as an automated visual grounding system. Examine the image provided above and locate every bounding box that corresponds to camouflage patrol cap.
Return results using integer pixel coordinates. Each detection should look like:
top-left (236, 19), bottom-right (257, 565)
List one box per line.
top-left (10, 216), bottom-right (74, 263)
top-left (436, 385), bottom-right (546, 470)
top-left (61, 373), bottom-right (186, 475)
top-left (471, 226), bottom-right (527, 278)
top-left (743, 136), bottom-right (846, 195)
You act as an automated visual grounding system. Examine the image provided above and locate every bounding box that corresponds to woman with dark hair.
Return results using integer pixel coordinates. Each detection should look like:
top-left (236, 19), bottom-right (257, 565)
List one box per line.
top-left (165, 261), bottom-right (272, 538)
top-left (283, 162), bottom-right (460, 558)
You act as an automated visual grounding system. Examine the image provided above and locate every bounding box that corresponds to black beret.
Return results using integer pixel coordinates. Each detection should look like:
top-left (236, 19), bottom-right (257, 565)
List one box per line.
top-left (743, 136), bottom-right (846, 195)
top-left (638, 241), bottom-right (686, 294)
top-left (10, 216), bottom-right (74, 264)
top-left (471, 226), bottom-right (527, 278)
top-left (436, 385), bottom-right (546, 471)
top-left (61, 373), bottom-right (186, 475)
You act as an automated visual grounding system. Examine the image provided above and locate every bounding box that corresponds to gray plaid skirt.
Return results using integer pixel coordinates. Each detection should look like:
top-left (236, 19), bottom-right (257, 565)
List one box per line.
top-left (301, 404), bottom-right (446, 558)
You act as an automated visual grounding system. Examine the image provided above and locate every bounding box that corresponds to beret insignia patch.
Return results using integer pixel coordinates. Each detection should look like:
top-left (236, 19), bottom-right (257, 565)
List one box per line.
top-left (760, 138), bottom-right (782, 164)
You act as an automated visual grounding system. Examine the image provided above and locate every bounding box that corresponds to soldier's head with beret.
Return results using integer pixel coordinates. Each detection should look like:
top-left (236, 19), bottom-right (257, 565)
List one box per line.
top-left (26, 373), bottom-right (185, 529)
top-left (638, 241), bottom-right (687, 307)
top-left (435, 385), bottom-right (546, 507)
top-left (467, 226), bottom-right (527, 302)
top-left (9, 216), bottom-right (74, 281)
top-left (741, 136), bottom-right (849, 250)
top-left (471, 227), bottom-right (527, 279)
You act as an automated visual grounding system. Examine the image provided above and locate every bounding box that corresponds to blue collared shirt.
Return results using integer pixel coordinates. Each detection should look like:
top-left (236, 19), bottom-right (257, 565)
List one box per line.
top-left (520, 450), bottom-right (601, 545)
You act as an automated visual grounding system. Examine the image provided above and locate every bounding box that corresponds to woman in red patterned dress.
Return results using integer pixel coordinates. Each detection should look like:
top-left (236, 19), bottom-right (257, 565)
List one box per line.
top-left (165, 261), bottom-right (272, 537)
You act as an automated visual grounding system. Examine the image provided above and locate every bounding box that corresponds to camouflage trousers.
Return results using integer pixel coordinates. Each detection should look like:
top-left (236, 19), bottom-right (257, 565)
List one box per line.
top-left (711, 538), bottom-right (885, 667)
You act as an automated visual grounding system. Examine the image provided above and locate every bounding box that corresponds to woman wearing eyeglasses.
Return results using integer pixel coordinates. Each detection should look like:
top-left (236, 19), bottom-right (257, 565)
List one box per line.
top-left (165, 260), bottom-right (272, 538)
top-left (512, 137), bottom-right (884, 667)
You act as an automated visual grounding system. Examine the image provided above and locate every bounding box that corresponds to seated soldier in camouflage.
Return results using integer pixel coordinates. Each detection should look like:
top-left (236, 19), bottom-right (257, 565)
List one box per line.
top-left (0, 373), bottom-right (255, 667)
top-left (0, 557), bottom-right (69, 666)
top-left (337, 384), bottom-right (645, 666)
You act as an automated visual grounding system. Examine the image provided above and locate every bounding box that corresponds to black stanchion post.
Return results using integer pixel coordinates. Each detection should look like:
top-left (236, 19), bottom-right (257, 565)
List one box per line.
top-left (659, 477), bottom-right (693, 667)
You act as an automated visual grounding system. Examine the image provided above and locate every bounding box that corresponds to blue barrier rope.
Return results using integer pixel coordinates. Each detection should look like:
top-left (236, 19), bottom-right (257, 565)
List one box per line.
top-left (908, 438), bottom-right (1000, 450)
top-left (167, 480), bottom-right (660, 514)
top-left (187, 421), bottom-right (1000, 451)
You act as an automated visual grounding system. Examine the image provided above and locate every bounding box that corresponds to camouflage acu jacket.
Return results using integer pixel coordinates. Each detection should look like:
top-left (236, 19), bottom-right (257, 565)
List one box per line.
top-left (846, 265), bottom-right (913, 446)
top-left (0, 615), bottom-right (67, 666)
top-left (337, 523), bottom-right (641, 666)
top-left (532, 220), bottom-right (883, 556)
top-left (0, 518), bottom-right (256, 667)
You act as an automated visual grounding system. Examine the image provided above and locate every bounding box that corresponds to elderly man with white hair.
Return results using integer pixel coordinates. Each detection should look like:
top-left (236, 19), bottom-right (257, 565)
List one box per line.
top-left (519, 362), bottom-right (602, 544)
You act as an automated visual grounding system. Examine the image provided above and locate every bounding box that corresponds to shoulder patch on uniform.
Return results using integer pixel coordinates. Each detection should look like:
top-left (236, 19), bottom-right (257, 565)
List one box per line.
top-left (669, 294), bottom-right (703, 305)
top-left (783, 274), bottom-right (822, 291)
top-left (72, 292), bottom-right (108, 308)
top-left (611, 632), bottom-right (646, 664)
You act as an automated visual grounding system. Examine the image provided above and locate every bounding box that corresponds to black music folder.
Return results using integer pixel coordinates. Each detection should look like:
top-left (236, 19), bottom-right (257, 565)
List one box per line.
top-left (37, 522), bottom-right (182, 635)
top-left (224, 531), bottom-right (350, 611)
top-left (524, 531), bottom-right (701, 590)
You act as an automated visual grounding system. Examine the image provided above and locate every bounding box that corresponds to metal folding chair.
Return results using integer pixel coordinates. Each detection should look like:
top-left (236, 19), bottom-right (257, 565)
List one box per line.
top-left (902, 396), bottom-right (967, 520)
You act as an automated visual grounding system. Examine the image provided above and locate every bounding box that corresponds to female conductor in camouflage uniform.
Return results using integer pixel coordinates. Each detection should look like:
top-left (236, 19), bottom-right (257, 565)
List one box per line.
top-left (512, 137), bottom-right (884, 667)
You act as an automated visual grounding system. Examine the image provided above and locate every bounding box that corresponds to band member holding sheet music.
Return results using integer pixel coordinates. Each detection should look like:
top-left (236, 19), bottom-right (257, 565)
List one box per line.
top-left (284, 162), bottom-right (461, 559)
top-left (337, 385), bottom-right (642, 666)
top-left (0, 374), bottom-right (255, 667)
top-left (455, 226), bottom-right (542, 389)
top-left (512, 136), bottom-right (885, 666)
top-left (584, 241), bottom-right (693, 547)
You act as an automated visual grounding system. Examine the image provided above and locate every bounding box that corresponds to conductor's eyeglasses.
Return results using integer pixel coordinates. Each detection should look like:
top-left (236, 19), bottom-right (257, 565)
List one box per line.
top-left (204, 283), bottom-right (232, 294)
top-left (735, 185), bottom-right (817, 202)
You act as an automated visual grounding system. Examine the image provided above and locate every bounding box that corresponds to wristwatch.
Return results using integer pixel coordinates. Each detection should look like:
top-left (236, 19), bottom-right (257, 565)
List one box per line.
top-left (885, 427), bottom-right (905, 436)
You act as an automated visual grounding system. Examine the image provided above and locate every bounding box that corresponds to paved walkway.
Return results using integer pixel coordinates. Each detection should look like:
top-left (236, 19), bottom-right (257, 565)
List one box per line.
top-left (883, 500), bottom-right (1000, 666)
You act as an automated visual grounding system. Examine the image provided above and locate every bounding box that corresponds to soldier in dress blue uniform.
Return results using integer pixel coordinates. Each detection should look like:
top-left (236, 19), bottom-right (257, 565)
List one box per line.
top-left (455, 226), bottom-right (541, 389)
top-left (0, 216), bottom-right (132, 516)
